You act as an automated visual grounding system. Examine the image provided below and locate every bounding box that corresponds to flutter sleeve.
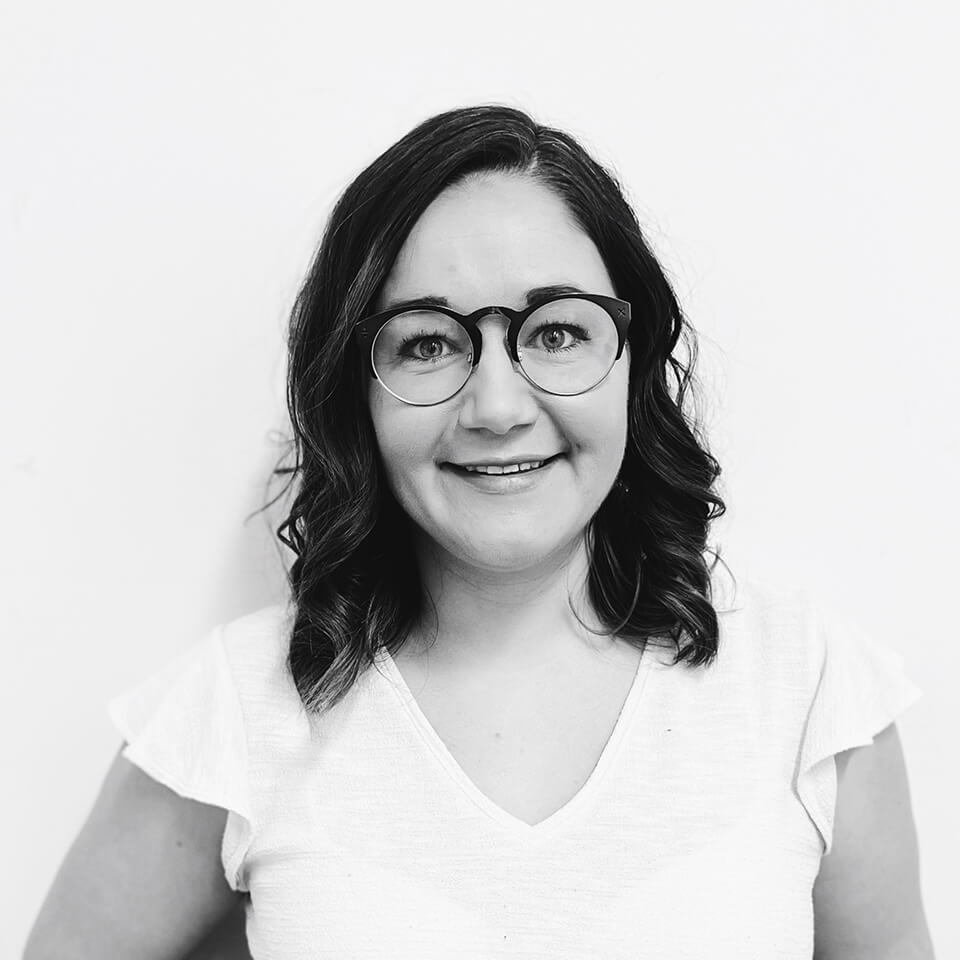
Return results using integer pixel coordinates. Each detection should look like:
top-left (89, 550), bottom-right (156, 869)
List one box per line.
top-left (106, 625), bottom-right (254, 891)
top-left (794, 604), bottom-right (924, 856)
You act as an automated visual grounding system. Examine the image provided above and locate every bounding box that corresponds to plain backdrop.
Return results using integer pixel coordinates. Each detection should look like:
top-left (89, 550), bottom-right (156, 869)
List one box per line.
top-left (3, 1), bottom-right (957, 956)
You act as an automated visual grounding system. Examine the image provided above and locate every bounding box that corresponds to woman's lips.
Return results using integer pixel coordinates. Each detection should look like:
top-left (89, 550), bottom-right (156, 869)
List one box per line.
top-left (440, 454), bottom-right (565, 491)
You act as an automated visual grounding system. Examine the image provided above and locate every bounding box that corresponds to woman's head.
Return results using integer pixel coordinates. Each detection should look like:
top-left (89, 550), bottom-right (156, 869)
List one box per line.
top-left (367, 171), bottom-right (630, 574)
top-left (276, 105), bottom-right (726, 712)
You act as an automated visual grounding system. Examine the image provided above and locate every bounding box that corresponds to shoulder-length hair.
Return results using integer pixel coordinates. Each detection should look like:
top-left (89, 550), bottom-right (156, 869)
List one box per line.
top-left (271, 104), bottom-right (728, 714)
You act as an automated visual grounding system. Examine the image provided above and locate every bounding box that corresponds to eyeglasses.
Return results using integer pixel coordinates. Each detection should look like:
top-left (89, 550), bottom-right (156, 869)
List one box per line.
top-left (354, 294), bottom-right (632, 406)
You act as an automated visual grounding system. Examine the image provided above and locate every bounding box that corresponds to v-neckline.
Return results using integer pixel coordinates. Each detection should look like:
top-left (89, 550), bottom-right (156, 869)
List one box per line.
top-left (376, 644), bottom-right (654, 838)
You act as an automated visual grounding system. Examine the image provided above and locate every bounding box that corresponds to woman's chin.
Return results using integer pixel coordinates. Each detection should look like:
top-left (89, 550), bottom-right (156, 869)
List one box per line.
top-left (444, 531), bottom-right (580, 573)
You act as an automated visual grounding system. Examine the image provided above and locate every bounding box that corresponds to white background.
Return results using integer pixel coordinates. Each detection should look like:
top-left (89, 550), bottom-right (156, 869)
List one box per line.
top-left (3, 1), bottom-right (957, 956)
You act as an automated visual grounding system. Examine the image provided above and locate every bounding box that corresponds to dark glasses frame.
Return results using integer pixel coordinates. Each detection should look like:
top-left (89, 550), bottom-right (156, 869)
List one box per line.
top-left (354, 293), bottom-right (632, 405)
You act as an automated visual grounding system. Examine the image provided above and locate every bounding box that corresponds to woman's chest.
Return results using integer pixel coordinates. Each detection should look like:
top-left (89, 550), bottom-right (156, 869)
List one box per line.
top-left (245, 779), bottom-right (821, 960)
top-left (245, 654), bottom-right (824, 959)
top-left (388, 645), bottom-right (645, 827)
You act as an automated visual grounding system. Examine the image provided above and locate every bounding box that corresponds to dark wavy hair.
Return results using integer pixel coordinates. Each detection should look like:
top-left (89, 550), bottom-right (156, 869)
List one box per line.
top-left (270, 104), bottom-right (728, 714)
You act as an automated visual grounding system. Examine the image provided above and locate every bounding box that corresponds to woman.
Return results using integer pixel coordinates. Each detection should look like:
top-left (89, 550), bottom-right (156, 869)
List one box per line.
top-left (25, 106), bottom-right (933, 959)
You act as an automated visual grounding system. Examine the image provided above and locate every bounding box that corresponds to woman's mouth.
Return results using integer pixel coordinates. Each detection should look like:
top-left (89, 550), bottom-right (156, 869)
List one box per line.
top-left (441, 454), bottom-right (565, 491)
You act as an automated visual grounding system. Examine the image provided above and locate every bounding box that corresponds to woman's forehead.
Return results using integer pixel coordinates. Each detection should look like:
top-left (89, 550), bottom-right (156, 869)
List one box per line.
top-left (377, 174), bottom-right (614, 312)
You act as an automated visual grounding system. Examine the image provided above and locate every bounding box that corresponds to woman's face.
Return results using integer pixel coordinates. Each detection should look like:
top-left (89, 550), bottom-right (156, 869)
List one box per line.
top-left (367, 172), bottom-right (630, 572)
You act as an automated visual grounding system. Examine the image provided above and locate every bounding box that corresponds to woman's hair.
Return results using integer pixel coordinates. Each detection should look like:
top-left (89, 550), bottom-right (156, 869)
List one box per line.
top-left (270, 104), bottom-right (728, 714)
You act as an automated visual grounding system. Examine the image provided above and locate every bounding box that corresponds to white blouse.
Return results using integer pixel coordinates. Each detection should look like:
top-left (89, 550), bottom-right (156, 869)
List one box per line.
top-left (107, 571), bottom-right (923, 958)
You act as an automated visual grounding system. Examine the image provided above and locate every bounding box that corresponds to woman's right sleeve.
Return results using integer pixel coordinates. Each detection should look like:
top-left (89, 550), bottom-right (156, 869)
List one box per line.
top-left (106, 625), bottom-right (254, 892)
top-left (794, 606), bottom-right (924, 857)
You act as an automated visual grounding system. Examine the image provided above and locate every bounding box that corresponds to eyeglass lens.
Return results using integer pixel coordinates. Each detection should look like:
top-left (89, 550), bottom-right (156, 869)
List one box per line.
top-left (371, 298), bottom-right (619, 404)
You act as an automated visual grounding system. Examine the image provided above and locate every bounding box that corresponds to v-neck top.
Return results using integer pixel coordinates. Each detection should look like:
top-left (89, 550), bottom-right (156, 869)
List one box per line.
top-left (107, 571), bottom-right (923, 959)
top-left (378, 643), bottom-right (655, 837)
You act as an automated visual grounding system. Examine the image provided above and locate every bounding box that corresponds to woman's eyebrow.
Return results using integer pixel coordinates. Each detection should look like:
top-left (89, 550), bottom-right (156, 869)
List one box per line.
top-left (524, 283), bottom-right (586, 303)
top-left (382, 284), bottom-right (587, 313)
top-left (382, 294), bottom-right (450, 312)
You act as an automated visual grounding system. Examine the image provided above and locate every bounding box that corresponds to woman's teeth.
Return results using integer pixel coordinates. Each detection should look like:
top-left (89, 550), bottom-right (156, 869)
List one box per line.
top-left (461, 460), bottom-right (545, 475)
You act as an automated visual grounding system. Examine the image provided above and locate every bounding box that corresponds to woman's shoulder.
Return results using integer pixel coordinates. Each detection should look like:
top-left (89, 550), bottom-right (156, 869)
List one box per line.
top-left (711, 565), bottom-right (914, 694)
top-left (217, 600), bottom-right (295, 666)
top-left (709, 564), bottom-right (832, 679)
top-left (710, 560), bottom-right (818, 629)
top-left (214, 600), bottom-right (304, 720)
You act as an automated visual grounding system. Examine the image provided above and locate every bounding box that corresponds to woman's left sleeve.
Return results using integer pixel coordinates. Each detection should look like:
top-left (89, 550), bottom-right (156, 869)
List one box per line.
top-left (794, 605), bottom-right (925, 856)
top-left (106, 626), bottom-right (254, 891)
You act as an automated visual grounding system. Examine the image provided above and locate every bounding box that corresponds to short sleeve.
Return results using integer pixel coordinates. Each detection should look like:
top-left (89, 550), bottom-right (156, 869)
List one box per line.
top-left (106, 625), bottom-right (254, 891)
top-left (795, 606), bottom-right (924, 856)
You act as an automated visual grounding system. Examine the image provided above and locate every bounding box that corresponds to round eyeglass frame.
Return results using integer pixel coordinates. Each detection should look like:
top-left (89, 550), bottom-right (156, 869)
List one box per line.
top-left (353, 293), bottom-right (632, 406)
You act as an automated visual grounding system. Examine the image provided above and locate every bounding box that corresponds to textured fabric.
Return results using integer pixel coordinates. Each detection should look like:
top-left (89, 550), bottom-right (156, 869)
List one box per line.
top-left (106, 572), bottom-right (924, 959)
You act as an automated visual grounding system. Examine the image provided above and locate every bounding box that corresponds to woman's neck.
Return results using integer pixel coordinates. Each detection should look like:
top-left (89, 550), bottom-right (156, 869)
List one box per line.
top-left (404, 532), bottom-right (618, 673)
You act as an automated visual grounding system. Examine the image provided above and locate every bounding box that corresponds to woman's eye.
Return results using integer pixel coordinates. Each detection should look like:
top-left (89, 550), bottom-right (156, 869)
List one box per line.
top-left (414, 337), bottom-right (444, 358)
top-left (398, 334), bottom-right (458, 361)
top-left (540, 327), bottom-right (570, 349)
top-left (529, 324), bottom-right (587, 351)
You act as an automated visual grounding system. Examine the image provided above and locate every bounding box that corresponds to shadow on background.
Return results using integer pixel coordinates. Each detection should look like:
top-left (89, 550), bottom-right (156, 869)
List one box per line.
top-left (211, 431), bottom-right (295, 620)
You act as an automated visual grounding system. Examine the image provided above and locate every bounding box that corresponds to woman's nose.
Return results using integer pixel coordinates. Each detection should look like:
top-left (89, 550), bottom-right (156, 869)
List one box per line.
top-left (456, 320), bottom-right (539, 433)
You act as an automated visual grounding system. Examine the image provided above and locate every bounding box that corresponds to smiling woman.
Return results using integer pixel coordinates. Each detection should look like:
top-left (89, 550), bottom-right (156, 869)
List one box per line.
top-left (24, 106), bottom-right (932, 960)
top-left (278, 109), bottom-right (728, 711)
top-left (365, 174), bottom-right (634, 599)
